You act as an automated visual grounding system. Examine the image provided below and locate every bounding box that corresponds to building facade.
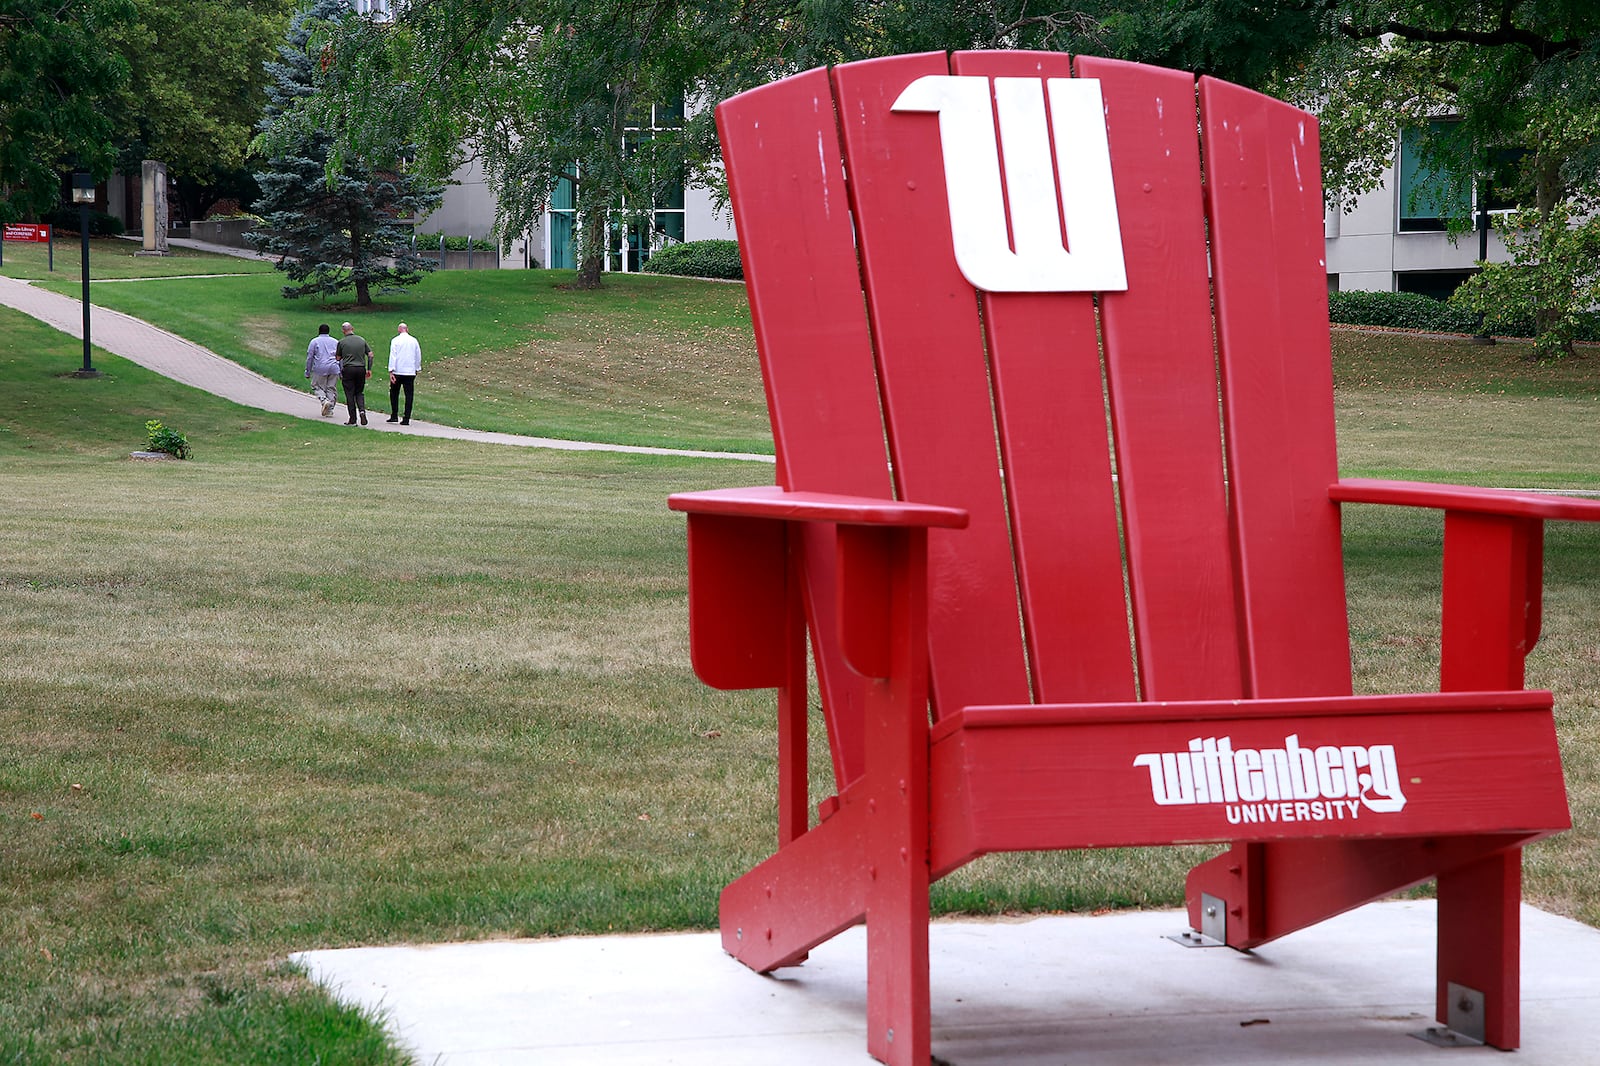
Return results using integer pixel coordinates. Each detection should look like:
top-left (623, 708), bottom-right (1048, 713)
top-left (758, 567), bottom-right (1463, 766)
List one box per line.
top-left (421, 97), bottom-right (735, 272)
top-left (1324, 124), bottom-right (1516, 298)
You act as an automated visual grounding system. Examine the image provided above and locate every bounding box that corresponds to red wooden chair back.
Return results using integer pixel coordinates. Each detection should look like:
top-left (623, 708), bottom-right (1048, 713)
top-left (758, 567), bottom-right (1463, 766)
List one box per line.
top-left (718, 51), bottom-right (1352, 789)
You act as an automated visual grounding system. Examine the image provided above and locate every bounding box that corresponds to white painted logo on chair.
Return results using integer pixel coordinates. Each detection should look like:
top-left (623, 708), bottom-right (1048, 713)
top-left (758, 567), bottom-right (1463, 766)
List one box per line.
top-left (1132, 734), bottom-right (1409, 826)
top-left (892, 75), bottom-right (1128, 293)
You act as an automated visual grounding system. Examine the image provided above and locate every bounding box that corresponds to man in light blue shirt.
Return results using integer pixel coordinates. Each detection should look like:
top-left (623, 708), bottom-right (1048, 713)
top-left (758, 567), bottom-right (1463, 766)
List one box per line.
top-left (304, 324), bottom-right (341, 417)
top-left (387, 322), bottom-right (422, 425)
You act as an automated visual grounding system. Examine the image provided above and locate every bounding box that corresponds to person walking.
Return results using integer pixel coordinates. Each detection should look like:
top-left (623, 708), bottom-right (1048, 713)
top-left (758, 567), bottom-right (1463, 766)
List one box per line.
top-left (387, 322), bottom-right (421, 425)
top-left (304, 323), bottom-right (341, 417)
top-left (335, 322), bottom-right (373, 425)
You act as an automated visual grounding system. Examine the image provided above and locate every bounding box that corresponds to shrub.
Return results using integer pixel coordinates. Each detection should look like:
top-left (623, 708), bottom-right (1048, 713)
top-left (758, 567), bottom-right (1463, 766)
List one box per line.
top-left (1327, 290), bottom-right (1481, 334)
top-left (144, 420), bottom-right (192, 460)
top-left (416, 232), bottom-right (497, 252)
top-left (642, 239), bottom-right (743, 280)
top-left (43, 208), bottom-right (125, 237)
top-left (1448, 207), bottom-right (1600, 357)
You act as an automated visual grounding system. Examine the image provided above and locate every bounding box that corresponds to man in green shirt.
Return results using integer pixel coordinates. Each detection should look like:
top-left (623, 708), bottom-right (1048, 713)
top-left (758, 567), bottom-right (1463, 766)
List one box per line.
top-left (335, 322), bottom-right (374, 425)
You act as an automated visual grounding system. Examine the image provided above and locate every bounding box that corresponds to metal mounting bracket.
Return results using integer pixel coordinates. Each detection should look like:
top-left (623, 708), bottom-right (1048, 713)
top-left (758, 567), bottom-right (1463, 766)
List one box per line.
top-left (1166, 893), bottom-right (1228, 948)
top-left (1411, 983), bottom-right (1486, 1048)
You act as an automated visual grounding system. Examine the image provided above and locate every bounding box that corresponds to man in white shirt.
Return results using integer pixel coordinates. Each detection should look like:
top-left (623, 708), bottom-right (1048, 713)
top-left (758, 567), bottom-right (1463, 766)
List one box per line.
top-left (387, 322), bottom-right (422, 425)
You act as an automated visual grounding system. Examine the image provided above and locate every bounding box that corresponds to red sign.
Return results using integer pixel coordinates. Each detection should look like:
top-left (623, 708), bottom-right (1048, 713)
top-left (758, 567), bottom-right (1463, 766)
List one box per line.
top-left (3, 223), bottom-right (51, 243)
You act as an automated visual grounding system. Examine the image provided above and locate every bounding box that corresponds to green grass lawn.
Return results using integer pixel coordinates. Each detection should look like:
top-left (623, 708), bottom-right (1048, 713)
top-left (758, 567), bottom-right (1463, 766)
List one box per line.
top-left (0, 275), bottom-right (1598, 1065)
top-left (0, 236), bottom-right (274, 280)
top-left (16, 256), bottom-right (771, 453)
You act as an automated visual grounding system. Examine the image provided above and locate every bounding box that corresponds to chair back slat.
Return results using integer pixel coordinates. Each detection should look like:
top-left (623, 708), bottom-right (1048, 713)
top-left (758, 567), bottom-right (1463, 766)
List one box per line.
top-left (1078, 56), bottom-right (1246, 701)
top-left (950, 50), bottom-right (1136, 703)
top-left (1199, 77), bottom-right (1353, 697)
top-left (832, 53), bottom-right (1034, 716)
top-left (715, 68), bottom-right (895, 785)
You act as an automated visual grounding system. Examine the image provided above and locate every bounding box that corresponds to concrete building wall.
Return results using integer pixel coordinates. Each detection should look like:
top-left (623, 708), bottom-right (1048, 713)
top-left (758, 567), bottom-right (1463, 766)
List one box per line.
top-left (685, 180), bottom-right (734, 242)
top-left (1325, 151), bottom-right (1513, 293)
top-left (416, 157), bottom-right (538, 269)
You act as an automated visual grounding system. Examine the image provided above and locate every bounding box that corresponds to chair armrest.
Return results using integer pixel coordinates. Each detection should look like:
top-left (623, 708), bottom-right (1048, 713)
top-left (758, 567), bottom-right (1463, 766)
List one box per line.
top-left (1331, 477), bottom-right (1600, 691)
top-left (669, 485), bottom-right (970, 529)
top-left (1332, 478), bottom-right (1600, 522)
top-left (670, 488), bottom-right (967, 690)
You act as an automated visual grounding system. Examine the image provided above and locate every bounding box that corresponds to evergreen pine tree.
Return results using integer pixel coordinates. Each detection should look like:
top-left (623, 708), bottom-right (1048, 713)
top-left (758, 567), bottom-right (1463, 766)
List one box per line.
top-left (249, 0), bottom-right (440, 306)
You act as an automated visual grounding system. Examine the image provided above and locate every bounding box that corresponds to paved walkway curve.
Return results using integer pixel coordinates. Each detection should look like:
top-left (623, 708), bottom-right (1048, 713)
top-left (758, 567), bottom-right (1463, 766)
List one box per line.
top-left (0, 274), bottom-right (772, 463)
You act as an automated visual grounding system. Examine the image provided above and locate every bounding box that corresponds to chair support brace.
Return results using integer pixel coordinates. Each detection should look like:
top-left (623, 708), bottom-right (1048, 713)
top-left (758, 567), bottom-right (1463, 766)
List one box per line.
top-left (1193, 486), bottom-right (1596, 1049)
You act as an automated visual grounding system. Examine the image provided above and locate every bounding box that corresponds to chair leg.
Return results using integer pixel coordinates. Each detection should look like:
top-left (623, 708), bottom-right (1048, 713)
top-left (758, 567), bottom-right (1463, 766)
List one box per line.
top-left (1436, 847), bottom-right (1521, 1049)
top-left (1189, 837), bottom-right (1526, 1051)
top-left (865, 817), bottom-right (930, 1065)
top-left (720, 798), bottom-right (872, 972)
top-left (856, 523), bottom-right (933, 1065)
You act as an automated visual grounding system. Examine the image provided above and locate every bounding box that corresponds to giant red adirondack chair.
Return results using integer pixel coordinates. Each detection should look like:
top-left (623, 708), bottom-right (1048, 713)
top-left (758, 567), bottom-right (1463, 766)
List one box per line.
top-left (668, 51), bottom-right (1596, 1065)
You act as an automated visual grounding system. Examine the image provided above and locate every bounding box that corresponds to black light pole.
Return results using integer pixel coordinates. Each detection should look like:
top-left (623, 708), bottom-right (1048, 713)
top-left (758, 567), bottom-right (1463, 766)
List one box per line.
top-left (72, 171), bottom-right (100, 377)
top-left (1471, 200), bottom-right (1496, 346)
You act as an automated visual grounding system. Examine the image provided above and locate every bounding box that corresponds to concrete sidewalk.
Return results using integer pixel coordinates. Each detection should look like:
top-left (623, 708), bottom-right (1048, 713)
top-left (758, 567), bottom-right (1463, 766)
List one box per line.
top-left (0, 274), bottom-right (770, 463)
top-left (294, 900), bottom-right (1600, 1065)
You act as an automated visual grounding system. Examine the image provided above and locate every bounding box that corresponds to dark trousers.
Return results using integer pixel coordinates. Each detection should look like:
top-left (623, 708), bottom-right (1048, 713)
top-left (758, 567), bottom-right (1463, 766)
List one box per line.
top-left (341, 367), bottom-right (367, 419)
top-left (389, 374), bottom-right (416, 421)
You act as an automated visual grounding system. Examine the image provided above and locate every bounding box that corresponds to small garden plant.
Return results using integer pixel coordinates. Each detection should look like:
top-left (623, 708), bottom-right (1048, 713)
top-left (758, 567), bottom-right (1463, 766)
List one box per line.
top-left (144, 419), bottom-right (192, 459)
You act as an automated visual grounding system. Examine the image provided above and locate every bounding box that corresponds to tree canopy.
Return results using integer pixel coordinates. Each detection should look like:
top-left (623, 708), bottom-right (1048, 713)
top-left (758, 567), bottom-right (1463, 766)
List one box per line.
top-left (307, 0), bottom-right (1599, 332)
top-left (1121, 1), bottom-right (1600, 354)
top-left (0, 0), bottom-right (131, 224)
top-left (1144, 2), bottom-right (1599, 209)
top-left (106, 0), bottom-right (296, 221)
top-left (251, 0), bottom-right (442, 306)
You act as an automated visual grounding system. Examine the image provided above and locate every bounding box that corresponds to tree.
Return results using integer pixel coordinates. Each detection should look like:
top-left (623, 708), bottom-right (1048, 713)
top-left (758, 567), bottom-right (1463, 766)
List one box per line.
top-left (311, 1), bottom-right (718, 288)
top-left (0, 0), bottom-right (131, 224)
top-left (1452, 204), bottom-right (1600, 359)
top-left (310, 1), bottom-right (1123, 288)
top-left (106, 0), bottom-right (296, 222)
top-left (1118, 1), bottom-right (1600, 357)
top-left (250, 0), bottom-right (442, 306)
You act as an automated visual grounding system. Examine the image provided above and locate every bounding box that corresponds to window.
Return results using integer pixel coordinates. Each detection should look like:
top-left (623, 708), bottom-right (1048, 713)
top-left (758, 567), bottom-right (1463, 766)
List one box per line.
top-left (618, 98), bottom-right (686, 272)
top-left (1397, 270), bottom-right (1473, 301)
top-left (548, 176), bottom-right (576, 270)
top-left (1398, 122), bottom-right (1471, 232)
top-left (542, 98), bottom-right (687, 272)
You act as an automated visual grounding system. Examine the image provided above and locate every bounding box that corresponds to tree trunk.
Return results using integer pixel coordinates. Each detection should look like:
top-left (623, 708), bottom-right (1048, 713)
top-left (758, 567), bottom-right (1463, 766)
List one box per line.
top-left (1532, 150), bottom-right (1570, 358)
top-left (574, 204), bottom-right (606, 289)
top-left (351, 223), bottom-right (372, 307)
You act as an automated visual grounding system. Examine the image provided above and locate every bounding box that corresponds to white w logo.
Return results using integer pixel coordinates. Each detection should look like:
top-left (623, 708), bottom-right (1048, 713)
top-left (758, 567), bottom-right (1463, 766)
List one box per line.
top-left (893, 75), bottom-right (1128, 294)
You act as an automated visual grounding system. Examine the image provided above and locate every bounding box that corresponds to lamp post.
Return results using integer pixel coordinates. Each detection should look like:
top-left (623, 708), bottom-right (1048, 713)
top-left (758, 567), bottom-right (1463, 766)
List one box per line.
top-left (72, 171), bottom-right (100, 377)
top-left (1470, 200), bottom-right (1496, 346)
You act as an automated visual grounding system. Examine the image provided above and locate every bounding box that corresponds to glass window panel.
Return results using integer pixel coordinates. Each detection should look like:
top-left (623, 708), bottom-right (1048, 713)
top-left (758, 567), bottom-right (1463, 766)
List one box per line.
top-left (655, 174), bottom-right (685, 211)
top-left (656, 212), bottom-right (685, 244)
top-left (655, 97), bottom-right (685, 127)
top-left (626, 224), bottom-right (642, 272)
top-left (549, 211), bottom-right (575, 270)
top-left (1398, 123), bottom-right (1470, 232)
top-left (551, 176), bottom-right (575, 211)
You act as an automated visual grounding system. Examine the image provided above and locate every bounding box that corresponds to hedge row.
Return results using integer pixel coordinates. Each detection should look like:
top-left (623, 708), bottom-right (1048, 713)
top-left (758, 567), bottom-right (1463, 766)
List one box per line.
top-left (41, 208), bottom-right (126, 237)
top-left (416, 232), bottom-right (497, 252)
top-left (1327, 290), bottom-right (1481, 333)
top-left (641, 239), bottom-right (742, 280)
top-left (1329, 288), bottom-right (1600, 341)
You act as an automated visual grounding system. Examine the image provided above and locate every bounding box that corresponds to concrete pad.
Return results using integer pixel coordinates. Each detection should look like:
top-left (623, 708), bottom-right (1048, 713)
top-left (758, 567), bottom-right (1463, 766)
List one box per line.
top-left (294, 901), bottom-right (1600, 1064)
